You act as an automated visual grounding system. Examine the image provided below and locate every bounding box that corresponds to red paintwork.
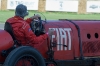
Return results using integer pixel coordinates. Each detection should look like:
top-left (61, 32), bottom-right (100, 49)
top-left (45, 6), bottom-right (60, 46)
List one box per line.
top-left (34, 39), bottom-right (49, 58)
top-left (0, 30), bottom-right (14, 62)
top-left (0, 20), bottom-right (100, 62)
top-left (72, 20), bottom-right (100, 57)
top-left (44, 20), bottom-right (100, 60)
top-left (44, 20), bottom-right (75, 60)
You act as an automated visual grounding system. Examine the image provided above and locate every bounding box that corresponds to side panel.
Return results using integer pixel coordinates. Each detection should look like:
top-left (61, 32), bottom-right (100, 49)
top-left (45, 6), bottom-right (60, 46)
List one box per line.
top-left (81, 29), bottom-right (100, 56)
top-left (74, 20), bottom-right (100, 57)
top-left (45, 21), bottom-right (74, 60)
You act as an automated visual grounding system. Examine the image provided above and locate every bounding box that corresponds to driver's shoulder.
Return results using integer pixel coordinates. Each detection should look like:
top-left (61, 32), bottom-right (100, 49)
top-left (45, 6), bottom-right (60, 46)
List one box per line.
top-left (21, 21), bottom-right (29, 29)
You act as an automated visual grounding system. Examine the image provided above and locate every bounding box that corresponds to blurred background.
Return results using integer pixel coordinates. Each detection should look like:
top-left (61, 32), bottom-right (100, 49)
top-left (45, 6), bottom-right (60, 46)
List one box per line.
top-left (0, 0), bottom-right (100, 14)
top-left (0, 0), bottom-right (100, 23)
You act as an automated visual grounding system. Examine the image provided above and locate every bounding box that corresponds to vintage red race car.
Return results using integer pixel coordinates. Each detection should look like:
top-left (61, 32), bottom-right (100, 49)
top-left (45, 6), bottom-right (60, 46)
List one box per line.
top-left (0, 14), bottom-right (100, 66)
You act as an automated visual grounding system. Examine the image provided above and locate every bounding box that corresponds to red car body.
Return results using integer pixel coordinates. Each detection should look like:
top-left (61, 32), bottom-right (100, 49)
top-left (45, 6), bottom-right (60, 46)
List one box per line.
top-left (0, 19), bottom-right (100, 66)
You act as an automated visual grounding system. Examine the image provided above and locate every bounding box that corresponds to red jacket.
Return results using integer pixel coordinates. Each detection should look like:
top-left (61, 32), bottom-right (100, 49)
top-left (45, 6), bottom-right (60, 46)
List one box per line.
top-left (6, 16), bottom-right (48, 47)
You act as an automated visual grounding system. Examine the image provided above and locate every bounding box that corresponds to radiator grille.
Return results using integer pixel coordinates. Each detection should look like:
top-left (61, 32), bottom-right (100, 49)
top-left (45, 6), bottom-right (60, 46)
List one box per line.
top-left (82, 41), bottom-right (100, 53)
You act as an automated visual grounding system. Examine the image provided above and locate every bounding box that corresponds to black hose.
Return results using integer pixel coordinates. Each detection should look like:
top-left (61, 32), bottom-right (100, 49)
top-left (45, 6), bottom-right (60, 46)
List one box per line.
top-left (66, 19), bottom-right (84, 60)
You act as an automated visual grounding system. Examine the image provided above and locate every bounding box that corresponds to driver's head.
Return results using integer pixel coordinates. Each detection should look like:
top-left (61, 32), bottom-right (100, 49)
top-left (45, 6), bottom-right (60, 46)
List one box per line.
top-left (15, 4), bottom-right (29, 18)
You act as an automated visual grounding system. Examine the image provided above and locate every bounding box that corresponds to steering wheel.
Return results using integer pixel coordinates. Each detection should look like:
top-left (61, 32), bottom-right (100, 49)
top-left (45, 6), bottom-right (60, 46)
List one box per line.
top-left (30, 17), bottom-right (45, 36)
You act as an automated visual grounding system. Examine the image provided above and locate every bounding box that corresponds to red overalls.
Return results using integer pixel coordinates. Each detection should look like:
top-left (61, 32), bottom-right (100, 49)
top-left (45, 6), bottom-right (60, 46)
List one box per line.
top-left (6, 16), bottom-right (48, 47)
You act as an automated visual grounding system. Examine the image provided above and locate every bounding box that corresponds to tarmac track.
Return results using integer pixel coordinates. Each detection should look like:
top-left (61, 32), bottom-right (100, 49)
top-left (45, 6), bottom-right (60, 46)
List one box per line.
top-left (0, 23), bottom-right (4, 29)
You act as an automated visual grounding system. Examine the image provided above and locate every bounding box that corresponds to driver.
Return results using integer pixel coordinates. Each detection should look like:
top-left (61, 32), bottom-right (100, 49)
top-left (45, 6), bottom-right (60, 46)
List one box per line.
top-left (6, 4), bottom-right (53, 46)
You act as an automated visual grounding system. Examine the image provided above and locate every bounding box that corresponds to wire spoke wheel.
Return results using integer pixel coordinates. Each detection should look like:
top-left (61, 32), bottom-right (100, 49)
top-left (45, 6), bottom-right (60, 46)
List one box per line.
top-left (15, 55), bottom-right (38, 66)
top-left (3, 46), bottom-right (46, 66)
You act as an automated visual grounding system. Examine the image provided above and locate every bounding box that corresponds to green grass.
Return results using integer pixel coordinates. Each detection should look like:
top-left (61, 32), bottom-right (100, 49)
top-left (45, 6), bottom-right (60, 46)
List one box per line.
top-left (0, 10), bottom-right (100, 23)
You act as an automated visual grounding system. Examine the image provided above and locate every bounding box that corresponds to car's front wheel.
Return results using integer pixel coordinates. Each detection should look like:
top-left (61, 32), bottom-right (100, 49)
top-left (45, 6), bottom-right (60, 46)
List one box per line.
top-left (3, 46), bottom-right (46, 66)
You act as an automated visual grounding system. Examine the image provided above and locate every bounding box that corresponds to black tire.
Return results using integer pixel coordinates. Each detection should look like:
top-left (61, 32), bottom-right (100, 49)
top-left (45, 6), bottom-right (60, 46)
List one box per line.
top-left (3, 46), bottom-right (46, 66)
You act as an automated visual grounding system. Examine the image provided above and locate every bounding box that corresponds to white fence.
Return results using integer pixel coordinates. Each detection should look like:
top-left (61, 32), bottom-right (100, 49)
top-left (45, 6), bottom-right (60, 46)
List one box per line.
top-left (45, 0), bottom-right (78, 12)
top-left (3, 0), bottom-right (100, 13)
top-left (7, 0), bottom-right (39, 10)
top-left (87, 1), bottom-right (100, 13)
